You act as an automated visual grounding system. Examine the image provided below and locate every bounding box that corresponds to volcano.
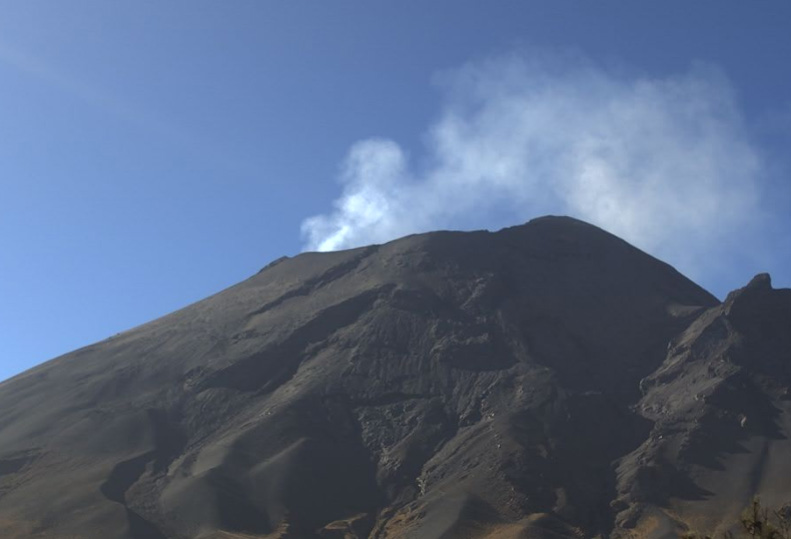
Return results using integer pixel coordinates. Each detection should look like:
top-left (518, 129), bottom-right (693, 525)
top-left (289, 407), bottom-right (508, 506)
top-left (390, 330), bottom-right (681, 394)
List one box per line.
top-left (1, 216), bottom-right (789, 539)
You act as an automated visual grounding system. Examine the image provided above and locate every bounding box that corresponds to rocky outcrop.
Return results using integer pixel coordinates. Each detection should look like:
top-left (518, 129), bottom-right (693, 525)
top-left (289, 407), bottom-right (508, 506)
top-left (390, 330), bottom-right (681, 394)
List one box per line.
top-left (612, 274), bottom-right (791, 538)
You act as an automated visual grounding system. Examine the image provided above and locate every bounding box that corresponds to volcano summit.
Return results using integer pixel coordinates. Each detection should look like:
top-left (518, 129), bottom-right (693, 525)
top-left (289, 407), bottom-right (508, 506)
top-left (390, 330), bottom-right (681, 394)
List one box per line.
top-left (0, 216), bottom-right (789, 539)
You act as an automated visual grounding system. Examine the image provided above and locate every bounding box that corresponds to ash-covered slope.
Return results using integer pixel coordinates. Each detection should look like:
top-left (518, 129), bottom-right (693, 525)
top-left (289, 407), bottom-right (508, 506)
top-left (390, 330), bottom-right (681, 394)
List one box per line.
top-left (613, 273), bottom-right (791, 538)
top-left (0, 216), bottom-right (783, 539)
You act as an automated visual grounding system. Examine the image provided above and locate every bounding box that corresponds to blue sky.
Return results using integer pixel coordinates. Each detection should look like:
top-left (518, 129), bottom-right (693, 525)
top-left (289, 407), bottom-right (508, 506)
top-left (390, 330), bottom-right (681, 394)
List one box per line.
top-left (2, 1), bottom-right (790, 382)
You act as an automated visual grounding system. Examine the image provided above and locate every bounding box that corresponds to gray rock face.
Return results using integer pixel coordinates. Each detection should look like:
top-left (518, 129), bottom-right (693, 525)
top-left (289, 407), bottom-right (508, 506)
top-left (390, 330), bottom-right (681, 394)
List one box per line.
top-left (614, 274), bottom-right (791, 538)
top-left (0, 216), bottom-right (786, 539)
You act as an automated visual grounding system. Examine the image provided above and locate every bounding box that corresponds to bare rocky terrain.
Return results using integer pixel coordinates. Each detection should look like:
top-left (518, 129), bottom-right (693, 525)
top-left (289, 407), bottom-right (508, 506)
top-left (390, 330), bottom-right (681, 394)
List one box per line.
top-left (0, 216), bottom-right (788, 538)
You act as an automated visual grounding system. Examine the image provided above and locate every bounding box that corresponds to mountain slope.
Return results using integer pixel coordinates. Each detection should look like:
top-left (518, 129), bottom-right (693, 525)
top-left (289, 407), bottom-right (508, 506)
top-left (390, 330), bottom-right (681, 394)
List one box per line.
top-left (1, 216), bottom-right (785, 539)
top-left (613, 273), bottom-right (791, 538)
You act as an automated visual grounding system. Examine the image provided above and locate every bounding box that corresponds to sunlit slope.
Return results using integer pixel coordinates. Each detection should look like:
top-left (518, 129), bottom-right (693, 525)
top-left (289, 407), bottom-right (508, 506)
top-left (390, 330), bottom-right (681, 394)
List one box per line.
top-left (7, 216), bottom-right (786, 539)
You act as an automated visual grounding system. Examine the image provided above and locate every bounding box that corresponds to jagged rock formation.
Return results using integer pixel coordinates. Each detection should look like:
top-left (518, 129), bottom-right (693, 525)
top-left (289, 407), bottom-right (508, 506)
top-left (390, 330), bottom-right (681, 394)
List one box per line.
top-left (613, 273), bottom-right (791, 538)
top-left (0, 216), bottom-right (787, 539)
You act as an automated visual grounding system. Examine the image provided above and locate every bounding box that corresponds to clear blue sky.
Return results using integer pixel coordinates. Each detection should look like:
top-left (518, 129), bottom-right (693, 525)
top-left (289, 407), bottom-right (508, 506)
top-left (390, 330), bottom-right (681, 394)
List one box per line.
top-left (2, 1), bottom-right (790, 382)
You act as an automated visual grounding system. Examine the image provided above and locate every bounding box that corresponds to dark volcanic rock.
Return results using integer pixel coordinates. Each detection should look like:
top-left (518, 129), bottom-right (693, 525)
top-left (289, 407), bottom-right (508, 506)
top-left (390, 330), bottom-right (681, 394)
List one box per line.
top-left (0, 216), bottom-right (785, 539)
top-left (613, 274), bottom-right (791, 538)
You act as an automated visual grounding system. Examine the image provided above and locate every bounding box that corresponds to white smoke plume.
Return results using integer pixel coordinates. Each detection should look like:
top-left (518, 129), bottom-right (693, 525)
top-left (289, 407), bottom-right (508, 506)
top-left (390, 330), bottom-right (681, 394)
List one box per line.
top-left (301, 53), bottom-right (763, 279)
